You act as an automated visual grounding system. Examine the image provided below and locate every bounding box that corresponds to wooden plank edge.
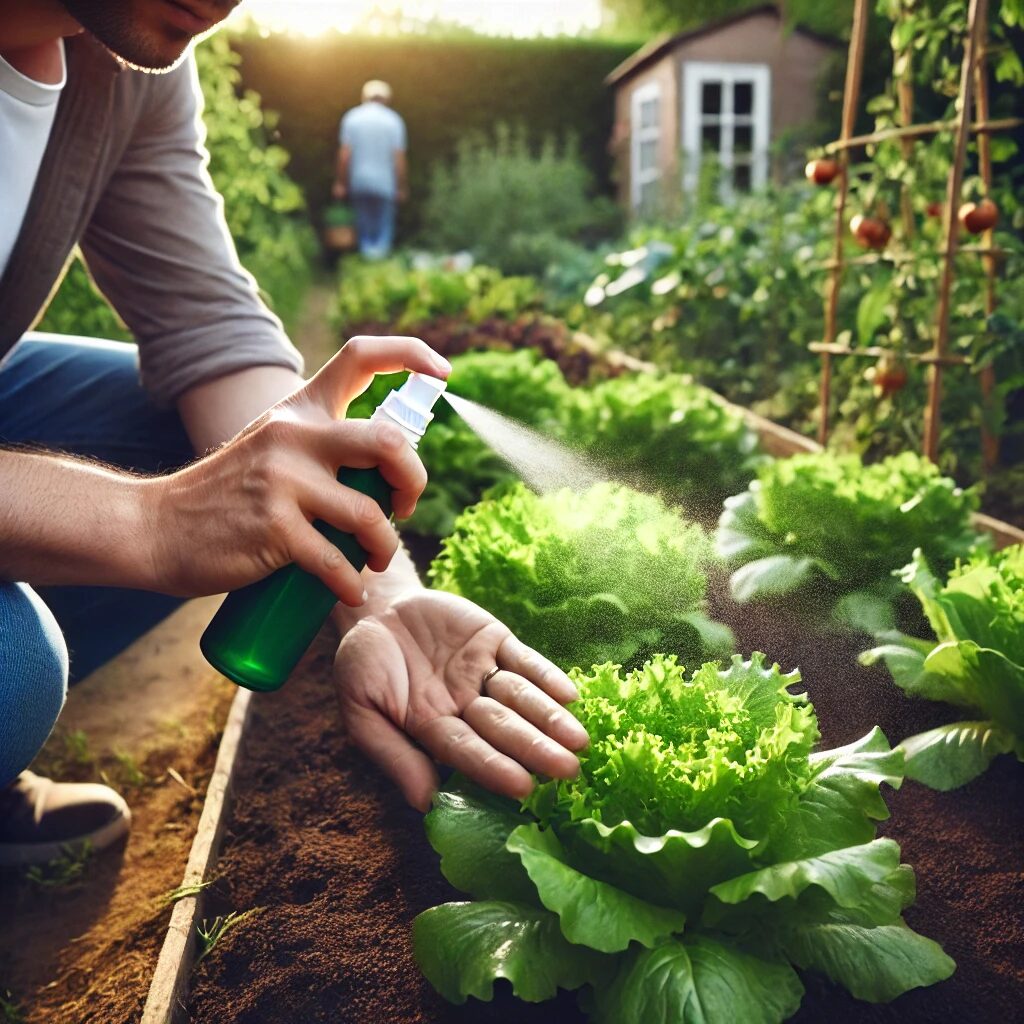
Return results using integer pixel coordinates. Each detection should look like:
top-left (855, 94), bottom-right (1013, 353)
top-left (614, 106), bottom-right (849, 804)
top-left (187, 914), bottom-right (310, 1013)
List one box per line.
top-left (140, 685), bottom-right (253, 1024)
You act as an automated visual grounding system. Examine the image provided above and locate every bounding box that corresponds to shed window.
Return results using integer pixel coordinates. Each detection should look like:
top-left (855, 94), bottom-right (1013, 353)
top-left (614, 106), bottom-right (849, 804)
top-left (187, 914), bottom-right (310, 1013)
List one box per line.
top-left (682, 62), bottom-right (770, 199)
top-left (630, 82), bottom-right (661, 215)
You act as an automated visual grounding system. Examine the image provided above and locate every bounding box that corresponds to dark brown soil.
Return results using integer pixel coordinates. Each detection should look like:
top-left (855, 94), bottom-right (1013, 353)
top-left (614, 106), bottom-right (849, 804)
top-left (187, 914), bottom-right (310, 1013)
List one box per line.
top-left (186, 569), bottom-right (1023, 1024)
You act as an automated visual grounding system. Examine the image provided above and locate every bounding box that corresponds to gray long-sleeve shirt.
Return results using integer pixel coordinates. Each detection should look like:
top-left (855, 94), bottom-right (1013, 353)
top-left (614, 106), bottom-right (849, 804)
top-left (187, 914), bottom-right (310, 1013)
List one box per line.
top-left (0, 34), bottom-right (304, 407)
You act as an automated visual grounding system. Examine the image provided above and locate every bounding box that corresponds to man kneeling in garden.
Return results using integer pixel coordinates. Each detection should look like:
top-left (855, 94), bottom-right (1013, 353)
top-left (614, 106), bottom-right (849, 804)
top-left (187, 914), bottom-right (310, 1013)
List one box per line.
top-left (0, 0), bottom-right (588, 866)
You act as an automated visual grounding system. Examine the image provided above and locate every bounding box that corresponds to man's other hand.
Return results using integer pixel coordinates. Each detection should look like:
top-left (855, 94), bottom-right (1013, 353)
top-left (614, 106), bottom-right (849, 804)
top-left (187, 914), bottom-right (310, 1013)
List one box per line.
top-left (334, 591), bottom-right (590, 810)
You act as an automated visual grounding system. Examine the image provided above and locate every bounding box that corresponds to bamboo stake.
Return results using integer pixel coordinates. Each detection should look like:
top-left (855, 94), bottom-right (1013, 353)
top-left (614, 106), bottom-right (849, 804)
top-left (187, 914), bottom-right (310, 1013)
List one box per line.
top-left (819, 0), bottom-right (870, 446)
top-left (924, 0), bottom-right (988, 463)
top-left (973, 26), bottom-right (1000, 472)
top-left (823, 115), bottom-right (1020, 152)
top-left (896, 40), bottom-right (915, 240)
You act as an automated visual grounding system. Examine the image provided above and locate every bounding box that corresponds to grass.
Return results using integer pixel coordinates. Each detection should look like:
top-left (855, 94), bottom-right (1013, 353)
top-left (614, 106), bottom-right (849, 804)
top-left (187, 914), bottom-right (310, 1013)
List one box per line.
top-left (0, 991), bottom-right (24, 1024)
top-left (23, 841), bottom-right (94, 892)
top-left (195, 908), bottom-right (264, 964)
top-left (159, 879), bottom-right (214, 907)
top-left (101, 751), bottom-right (148, 790)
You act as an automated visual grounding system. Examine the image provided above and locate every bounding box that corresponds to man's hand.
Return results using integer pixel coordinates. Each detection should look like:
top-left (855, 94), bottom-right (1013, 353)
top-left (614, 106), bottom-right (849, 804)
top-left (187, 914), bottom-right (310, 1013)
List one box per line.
top-left (334, 590), bottom-right (589, 811)
top-left (331, 180), bottom-right (348, 200)
top-left (144, 335), bottom-right (450, 606)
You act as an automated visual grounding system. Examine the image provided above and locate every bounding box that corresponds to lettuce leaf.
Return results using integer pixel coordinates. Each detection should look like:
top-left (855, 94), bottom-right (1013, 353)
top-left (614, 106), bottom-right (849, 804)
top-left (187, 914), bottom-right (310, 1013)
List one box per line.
top-left (412, 900), bottom-right (607, 1003)
top-left (589, 937), bottom-right (804, 1024)
top-left (861, 545), bottom-right (1024, 789)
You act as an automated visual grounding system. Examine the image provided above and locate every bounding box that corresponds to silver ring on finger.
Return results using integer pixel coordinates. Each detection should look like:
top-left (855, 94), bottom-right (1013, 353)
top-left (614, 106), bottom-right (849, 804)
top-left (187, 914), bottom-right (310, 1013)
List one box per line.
top-left (481, 666), bottom-right (501, 688)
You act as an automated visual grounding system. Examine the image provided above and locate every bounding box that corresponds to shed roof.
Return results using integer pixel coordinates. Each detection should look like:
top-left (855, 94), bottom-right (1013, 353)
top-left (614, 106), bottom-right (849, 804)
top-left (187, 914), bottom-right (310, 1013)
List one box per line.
top-left (605, 4), bottom-right (843, 87)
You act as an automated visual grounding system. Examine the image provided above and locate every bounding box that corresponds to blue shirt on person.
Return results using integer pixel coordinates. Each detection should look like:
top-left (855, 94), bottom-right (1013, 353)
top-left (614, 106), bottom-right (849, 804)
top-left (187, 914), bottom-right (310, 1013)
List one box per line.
top-left (339, 101), bottom-right (407, 199)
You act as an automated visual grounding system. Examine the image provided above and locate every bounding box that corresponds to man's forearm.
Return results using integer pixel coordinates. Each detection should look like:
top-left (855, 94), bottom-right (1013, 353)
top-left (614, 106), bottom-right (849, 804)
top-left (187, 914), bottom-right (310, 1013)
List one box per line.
top-left (176, 365), bottom-right (306, 453)
top-left (0, 450), bottom-right (158, 588)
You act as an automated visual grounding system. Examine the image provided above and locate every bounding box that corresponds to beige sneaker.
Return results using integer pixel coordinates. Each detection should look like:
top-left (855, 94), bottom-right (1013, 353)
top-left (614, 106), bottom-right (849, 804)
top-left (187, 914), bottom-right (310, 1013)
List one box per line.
top-left (0, 771), bottom-right (131, 867)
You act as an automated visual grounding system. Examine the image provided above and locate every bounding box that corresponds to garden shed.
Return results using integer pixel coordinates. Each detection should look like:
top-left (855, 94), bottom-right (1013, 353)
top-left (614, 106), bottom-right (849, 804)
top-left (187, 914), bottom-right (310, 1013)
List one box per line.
top-left (607, 5), bottom-right (840, 214)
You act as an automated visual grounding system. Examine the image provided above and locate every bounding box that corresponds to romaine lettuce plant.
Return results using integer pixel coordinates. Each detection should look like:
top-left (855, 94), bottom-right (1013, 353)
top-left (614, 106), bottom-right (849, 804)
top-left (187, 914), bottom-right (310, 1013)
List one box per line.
top-left (429, 482), bottom-right (732, 671)
top-left (860, 545), bottom-right (1024, 790)
top-left (414, 654), bottom-right (954, 1022)
top-left (716, 451), bottom-right (985, 619)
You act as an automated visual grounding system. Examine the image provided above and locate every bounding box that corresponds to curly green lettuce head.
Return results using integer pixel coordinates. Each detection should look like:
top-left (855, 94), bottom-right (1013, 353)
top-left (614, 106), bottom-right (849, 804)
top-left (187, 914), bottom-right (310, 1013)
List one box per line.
top-left (567, 372), bottom-right (765, 509)
top-left (718, 450), bottom-right (984, 611)
top-left (429, 482), bottom-right (732, 671)
top-left (528, 653), bottom-right (819, 840)
top-left (415, 653), bottom-right (954, 1021)
top-left (756, 451), bottom-right (981, 586)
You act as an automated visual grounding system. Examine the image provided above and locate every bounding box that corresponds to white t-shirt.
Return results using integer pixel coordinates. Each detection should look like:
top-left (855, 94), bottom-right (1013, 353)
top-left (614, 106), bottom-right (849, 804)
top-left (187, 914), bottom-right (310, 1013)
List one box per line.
top-left (0, 40), bottom-right (66, 279)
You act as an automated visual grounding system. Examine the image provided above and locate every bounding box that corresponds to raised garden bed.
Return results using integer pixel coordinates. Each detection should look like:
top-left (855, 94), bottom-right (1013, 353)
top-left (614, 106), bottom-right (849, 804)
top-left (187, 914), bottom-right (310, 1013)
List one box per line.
top-left (177, 576), bottom-right (1022, 1022)
top-left (142, 377), bottom-right (1024, 1024)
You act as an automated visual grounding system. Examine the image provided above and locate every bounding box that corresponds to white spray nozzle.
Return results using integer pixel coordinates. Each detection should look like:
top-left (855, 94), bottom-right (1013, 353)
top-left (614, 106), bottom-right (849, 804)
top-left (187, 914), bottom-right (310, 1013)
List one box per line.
top-left (372, 371), bottom-right (448, 447)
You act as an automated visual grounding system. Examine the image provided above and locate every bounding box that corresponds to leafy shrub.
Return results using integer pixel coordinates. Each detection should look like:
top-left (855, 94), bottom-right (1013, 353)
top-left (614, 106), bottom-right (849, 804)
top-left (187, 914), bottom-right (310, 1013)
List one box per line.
top-left (422, 125), bottom-right (621, 276)
top-left (332, 258), bottom-right (542, 332)
top-left (861, 544), bottom-right (1024, 790)
top-left (40, 33), bottom-right (314, 338)
top-left (568, 372), bottom-right (767, 512)
top-left (568, 187), bottom-right (834, 409)
top-left (193, 33), bottom-right (315, 328)
top-left (717, 451), bottom-right (985, 617)
top-left (414, 654), bottom-right (954, 1021)
top-left (429, 482), bottom-right (731, 671)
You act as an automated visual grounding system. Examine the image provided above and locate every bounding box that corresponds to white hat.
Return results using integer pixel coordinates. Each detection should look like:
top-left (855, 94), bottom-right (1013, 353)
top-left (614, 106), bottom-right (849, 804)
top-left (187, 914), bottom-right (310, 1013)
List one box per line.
top-left (362, 80), bottom-right (392, 103)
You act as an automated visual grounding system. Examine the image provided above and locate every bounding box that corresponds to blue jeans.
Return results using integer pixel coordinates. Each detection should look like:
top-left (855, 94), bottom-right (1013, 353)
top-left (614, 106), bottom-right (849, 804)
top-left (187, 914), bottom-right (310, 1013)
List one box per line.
top-left (352, 192), bottom-right (396, 258)
top-left (0, 334), bottom-right (194, 786)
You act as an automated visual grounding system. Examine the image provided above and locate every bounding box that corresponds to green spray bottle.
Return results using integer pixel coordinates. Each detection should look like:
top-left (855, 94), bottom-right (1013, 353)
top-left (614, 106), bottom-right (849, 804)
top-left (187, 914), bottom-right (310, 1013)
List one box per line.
top-left (200, 372), bottom-right (448, 692)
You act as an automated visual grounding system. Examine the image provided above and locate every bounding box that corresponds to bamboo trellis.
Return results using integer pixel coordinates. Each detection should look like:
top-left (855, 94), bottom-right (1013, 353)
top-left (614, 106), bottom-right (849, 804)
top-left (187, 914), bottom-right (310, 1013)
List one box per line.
top-left (812, 0), bottom-right (1021, 467)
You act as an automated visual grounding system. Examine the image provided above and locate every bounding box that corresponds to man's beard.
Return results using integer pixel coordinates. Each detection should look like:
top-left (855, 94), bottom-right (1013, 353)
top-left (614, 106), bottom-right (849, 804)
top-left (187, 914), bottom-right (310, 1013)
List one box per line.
top-left (58, 0), bottom-right (233, 72)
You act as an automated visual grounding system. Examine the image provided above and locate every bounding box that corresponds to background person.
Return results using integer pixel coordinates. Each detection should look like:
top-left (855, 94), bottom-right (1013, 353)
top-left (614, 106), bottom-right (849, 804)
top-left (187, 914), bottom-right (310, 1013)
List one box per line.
top-left (333, 79), bottom-right (408, 259)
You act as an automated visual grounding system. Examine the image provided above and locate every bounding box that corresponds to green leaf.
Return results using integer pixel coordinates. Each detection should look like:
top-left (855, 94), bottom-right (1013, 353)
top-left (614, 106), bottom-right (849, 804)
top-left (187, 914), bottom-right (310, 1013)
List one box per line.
top-left (716, 490), bottom-right (777, 564)
top-left (729, 555), bottom-right (820, 603)
top-left (424, 776), bottom-right (537, 902)
top-left (708, 839), bottom-right (901, 913)
top-left (859, 635), bottom-right (953, 700)
top-left (856, 281), bottom-right (891, 345)
top-left (833, 591), bottom-right (896, 634)
top-left (591, 936), bottom-right (804, 1024)
top-left (900, 720), bottom-right (1018, 790)
top-left (412, 900), bottom-right (605, 1004)
top-left (506, 824), bottom-right (687, 953)
top-left (564, 816), bottom-right (759, 917)
top-left (924, 642), bottom-right (1024, 735)
top-left (770, 728), bottom-right (903, 860)
top-left (783, 921), bottom-right (955, 1002)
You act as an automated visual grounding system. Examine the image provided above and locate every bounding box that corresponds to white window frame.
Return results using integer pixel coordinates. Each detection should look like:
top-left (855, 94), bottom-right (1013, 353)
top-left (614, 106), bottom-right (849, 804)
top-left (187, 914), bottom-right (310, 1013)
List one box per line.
top-left (681, 61), bottom-right (771, 199)
top-left (630, 81), bottom-right (662, 212)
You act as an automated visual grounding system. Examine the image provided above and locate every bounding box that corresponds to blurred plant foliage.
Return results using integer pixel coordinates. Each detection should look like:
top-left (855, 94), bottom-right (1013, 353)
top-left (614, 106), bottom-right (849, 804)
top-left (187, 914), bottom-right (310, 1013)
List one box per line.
top-left (331, 257), bottom-right (542, 331)
top-left (422, 125), bottom-right (622, 276)
top-left (38, 33), bottom-right (315, 339)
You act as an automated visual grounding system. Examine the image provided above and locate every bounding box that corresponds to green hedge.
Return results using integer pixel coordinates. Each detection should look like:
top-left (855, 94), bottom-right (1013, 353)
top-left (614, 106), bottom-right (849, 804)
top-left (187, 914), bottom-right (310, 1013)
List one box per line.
top-left (230, 33), bottom-right (639, 235)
